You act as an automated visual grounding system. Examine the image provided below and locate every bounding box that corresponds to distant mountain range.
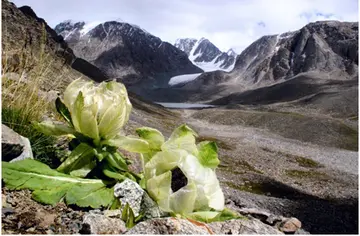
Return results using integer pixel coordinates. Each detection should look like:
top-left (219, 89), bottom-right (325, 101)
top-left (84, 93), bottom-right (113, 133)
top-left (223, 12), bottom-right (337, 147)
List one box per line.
top-left (174, 38), bottom-right (237, 72)
top-left (54, 20), bottom-right (203, 92)
top-left (138, 21), bottom-right (358, 118)
top-left (53, 18), bottom-right (358, 116)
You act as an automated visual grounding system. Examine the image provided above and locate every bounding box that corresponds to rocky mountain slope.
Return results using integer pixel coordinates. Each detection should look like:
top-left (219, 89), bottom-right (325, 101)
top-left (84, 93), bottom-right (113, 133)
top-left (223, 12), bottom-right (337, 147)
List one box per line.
top-left (2, 1), bottom-right (110, 89)
top-left (174, 37), bottom-right (237, 72)
top-left (54, 20), bottom-right (203, 90)
top-left (228, 21), bottom-right (358, 87)
top-left (152, 21), bottom-right (358, 112)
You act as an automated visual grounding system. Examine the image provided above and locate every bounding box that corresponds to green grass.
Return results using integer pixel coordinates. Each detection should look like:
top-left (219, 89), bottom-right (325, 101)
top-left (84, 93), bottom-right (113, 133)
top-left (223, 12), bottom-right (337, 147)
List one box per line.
top-left (2, 103), bottom-right (65, 169)
top-left (294, 156), bottom-right (321, 168)
top-left (338, 123), bottom-right (358, 151)
top-left (218, 157), bottom-right (263, 175)
top-left (285, 169), bottom-right (329, 180)
top-left (348, 115), bottom-right (358, 121)
top-left (282, 153), bottom-right (322, 168)
top-left (2, 42), bottom-right (68, 168)
top-left (225, 181), bottom-right (268, 195)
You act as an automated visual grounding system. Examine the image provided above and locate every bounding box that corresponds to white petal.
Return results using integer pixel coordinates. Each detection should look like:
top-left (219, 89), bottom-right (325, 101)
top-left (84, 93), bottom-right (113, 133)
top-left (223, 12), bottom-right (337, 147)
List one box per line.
top-left (169, 181), bottom-right (197, 214)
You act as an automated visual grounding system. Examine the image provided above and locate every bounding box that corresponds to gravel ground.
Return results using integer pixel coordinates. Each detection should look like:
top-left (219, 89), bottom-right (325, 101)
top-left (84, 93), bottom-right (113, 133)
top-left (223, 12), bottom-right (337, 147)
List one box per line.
top-left (189, 117), bottom-right (358, 175)
top-left (2, 105), bottom-right (357, 234)
top-left (2, 188), bottom-right (86, 234)
top-left (180, 108), bottom-right (358, 234)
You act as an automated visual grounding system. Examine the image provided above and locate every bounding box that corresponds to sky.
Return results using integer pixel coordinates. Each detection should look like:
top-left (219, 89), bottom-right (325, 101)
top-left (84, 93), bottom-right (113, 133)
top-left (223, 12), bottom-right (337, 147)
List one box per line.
top-left (11, 0), bottom-right (359, 54)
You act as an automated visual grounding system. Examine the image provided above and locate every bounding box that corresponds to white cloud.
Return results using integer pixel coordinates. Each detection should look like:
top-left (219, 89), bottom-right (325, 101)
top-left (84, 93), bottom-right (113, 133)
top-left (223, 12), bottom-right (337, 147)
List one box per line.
top-left (12, 0), bottom-right (358, 53)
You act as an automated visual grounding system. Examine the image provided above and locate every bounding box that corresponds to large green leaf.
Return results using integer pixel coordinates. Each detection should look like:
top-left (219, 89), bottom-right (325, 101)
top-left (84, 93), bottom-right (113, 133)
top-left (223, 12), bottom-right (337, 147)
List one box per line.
top-left (186, 208), bottom-right (245, 223)
top-left (34, 121), bottom-right (76, 136)
top-left (57, 143), bottom-right (95, 174)
top-left (2, 159), bottom-right (115, 208)
top-left (197, 141), bottom-right (220, 168)
top-left (55, 97), bottom-right (73, 126)
top-left (103, 135), bottom-right (150, 153)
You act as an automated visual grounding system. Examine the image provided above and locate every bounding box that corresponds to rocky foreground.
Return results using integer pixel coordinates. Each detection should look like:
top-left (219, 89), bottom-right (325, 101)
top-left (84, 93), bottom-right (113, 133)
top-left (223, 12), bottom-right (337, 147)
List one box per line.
top-left (2, 95), bottom-right (358, 234)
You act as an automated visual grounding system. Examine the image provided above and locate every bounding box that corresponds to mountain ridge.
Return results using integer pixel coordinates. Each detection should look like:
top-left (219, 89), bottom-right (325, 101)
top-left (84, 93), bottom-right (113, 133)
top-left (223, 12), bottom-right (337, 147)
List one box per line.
top-left (174, 37), bottom-right (237, 72)
top-left (54, 20), bottom-right (203, 90)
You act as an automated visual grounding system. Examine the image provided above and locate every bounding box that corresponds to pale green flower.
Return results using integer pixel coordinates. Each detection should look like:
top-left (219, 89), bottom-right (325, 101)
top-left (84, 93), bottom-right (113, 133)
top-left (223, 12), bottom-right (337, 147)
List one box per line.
top-left (36, 79), bottom-right (143, 148)
top-left (35, 79), bottom-right (149, 178)
top-left (136, 125), bottom-right (225, 216)
top-left (62, 78), bottom-right (132, 143)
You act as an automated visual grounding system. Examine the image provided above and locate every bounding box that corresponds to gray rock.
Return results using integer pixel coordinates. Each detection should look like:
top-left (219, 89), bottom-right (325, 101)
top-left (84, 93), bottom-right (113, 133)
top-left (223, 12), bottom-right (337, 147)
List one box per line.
top-left (140, 190), bottom-right (168, 220)
top-left (80, 213), bottom-right (127, 234)
top-left (125, 217), bottom-right (210, 234)
top-left (278, 217), bottom-right (302, 233)
top-left (208, 218), bottom-right (283, 234)
top-left (103, 209), bottom-right (122, 218)
top-left (114, 179), bottom-right (144, 217)
top-left (295, 228), bottom-right (311, 234)
top-left (2, 124), bottom-right (33, 162)
top-left (237, 207), bottom-right (284, 226)
top-left (114, 179), bottom-right (168, 219)
top-left (13, 136), bottom-right (34, 162)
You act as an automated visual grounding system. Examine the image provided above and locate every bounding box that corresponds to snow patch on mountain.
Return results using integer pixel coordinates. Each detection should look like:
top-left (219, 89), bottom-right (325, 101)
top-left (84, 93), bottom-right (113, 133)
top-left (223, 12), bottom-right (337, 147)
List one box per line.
top-left (194, 54), bottom-right (235, 72)
top-left (168, 73), bottom-right (202, 86)
top-left (177, 37), bottom-right (237, 72)
top-left (80, 21), bottom-right (103, 36)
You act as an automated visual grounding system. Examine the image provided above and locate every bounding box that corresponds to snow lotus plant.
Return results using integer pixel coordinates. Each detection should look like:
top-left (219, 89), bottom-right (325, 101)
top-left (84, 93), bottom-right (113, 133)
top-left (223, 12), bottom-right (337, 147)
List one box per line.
top-left (34, 78), bottom-right (149, 182)
top-left (136, 125), bottom-right (239, 222)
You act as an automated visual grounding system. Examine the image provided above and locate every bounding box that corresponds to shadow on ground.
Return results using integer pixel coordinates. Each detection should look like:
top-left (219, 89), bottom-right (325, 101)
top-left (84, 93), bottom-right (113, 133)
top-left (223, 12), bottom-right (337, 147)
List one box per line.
top-left (226, 176), bottom-right (358, 234)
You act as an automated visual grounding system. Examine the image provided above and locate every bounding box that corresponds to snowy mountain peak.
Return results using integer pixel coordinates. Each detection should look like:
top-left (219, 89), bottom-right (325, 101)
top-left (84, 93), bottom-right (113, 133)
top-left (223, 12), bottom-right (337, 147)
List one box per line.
top-left (54, 19), bottom-right (154, 43)
top-left (174, 38), bottom-right (198, 55)
top-left (227, 48), bottom-right (237, 57)
top-left (174, 37), bottom-right (237, 72)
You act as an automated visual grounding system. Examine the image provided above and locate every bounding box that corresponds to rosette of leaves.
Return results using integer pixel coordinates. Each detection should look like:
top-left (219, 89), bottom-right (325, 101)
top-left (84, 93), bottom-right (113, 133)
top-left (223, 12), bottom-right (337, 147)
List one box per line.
top-left (34, 79), bottom-right (149, 182)
top-left (135, 125), bottom-right (242, 222)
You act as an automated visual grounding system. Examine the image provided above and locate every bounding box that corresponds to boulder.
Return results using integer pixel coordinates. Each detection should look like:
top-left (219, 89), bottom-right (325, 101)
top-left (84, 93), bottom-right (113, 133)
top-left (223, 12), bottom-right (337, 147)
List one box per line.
top-left (80, 212), bottom-right (127, 234)
top-left (279, 217), bottom-right (302, 233)
top-left (208, 218), bottom-right (283, 234)
top-left (125, 217), bottom-right (210, 234)
top-left (114, 179), bottom-right (168, 219)
top-left (2, 124), bottom-right (33, 162)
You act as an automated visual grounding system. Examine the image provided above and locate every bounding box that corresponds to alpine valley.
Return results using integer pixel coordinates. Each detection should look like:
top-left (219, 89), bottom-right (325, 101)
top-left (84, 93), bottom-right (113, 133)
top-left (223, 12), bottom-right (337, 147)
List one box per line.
top-left (1, 0), bottom-right (358, 234)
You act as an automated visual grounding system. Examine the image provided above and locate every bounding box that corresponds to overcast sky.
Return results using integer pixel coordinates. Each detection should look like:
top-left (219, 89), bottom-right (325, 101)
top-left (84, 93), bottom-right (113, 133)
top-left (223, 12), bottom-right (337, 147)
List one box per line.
top-left (12, 0), bottom-right (358, 53)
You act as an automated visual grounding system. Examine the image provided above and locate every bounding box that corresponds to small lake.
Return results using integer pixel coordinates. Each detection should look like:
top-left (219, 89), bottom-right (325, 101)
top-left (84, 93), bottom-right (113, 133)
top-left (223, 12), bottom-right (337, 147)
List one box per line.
top-left (156, 103), bottom-right (216, 109)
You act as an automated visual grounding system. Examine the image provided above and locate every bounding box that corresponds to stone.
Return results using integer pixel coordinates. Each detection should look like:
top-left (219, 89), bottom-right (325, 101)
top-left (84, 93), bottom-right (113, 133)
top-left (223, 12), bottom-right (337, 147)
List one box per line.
top-left (279, 217), bottom-right (302, 233)
top-left (80, 213), bottom-right (127, 234)
top-left (139, 190), bottom-right (168, 220)
top-left (2, 207), bottom-right (14, 216)
top-left (1, 124), bottom-right (33, 162)
top-left (103, 209), bottom-right (122, 218)
top-left (13, 136), bottom-right (34, 162)
top-left (114, 179), bottom-right (168, 219)
top-left (125, 217), bottom-right (210, 234)
top-left (208, 218), bottom-right (283, 234)
top-left (114, 179), bottom-right (144, 217)
top-left (238, 207), bottom-right (284, 226)
top-left (2, 124), bottom-right (24, 161)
